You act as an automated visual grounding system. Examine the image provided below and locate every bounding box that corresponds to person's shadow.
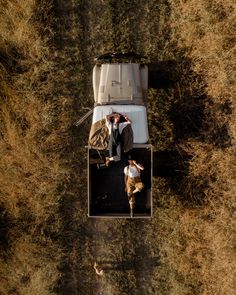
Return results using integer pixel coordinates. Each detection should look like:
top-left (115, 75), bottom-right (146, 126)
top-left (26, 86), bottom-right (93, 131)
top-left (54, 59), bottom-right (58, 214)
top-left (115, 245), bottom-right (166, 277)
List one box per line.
top-left (97, 256), bottom-right (160, 272)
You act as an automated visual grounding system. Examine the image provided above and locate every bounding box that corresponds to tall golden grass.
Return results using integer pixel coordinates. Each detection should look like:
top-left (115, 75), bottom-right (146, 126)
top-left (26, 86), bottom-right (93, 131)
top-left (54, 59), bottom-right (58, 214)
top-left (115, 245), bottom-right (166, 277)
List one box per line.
top-left (0, 1), bottom-right (64, 294)
top-left (0, 0), bottom-right (235, 294)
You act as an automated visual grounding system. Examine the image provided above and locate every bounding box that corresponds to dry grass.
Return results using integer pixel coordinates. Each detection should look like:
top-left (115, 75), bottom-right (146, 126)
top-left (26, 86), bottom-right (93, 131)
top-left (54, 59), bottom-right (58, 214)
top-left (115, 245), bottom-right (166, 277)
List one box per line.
top-left (0, 0), bottom-right (235, 295)
top-left (170, 0), bottom-right (236, 101)
top-left (0, 1), bottom-right (64, 294)
top-left (1, 235), bottom-right (61, 295)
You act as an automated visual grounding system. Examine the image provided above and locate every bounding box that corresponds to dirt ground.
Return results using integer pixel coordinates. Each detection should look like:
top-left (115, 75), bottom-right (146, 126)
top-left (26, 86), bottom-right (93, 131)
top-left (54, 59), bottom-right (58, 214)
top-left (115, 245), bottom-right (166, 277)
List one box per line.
top-left (53, 1), bottom-right (167, 294)
top-left (51, 1), bottom-right (170, 294)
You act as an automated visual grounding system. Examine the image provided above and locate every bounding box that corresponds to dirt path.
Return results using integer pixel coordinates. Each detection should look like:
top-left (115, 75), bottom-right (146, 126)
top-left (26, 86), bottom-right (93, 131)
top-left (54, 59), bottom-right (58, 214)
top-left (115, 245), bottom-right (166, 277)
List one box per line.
top-left (53, 1), bottom-right (167, 294)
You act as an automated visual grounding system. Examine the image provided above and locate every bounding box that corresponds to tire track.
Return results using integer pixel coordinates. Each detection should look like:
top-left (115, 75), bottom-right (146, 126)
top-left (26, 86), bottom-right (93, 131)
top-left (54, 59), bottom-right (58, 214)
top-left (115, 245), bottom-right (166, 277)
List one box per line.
top-left (53, 1), bottom-right (165, 294)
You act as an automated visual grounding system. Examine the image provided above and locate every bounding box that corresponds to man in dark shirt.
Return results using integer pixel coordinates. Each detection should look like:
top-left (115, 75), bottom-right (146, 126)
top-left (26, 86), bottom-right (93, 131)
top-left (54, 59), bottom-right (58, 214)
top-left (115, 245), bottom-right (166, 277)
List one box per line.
top-left (105, 113), bottom-right (131, 166)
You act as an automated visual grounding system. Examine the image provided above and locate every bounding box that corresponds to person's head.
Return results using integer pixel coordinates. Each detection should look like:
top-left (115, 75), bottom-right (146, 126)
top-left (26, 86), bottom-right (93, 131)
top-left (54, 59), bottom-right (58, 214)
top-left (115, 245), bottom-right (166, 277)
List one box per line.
top-left (128, 154), bottom-right (135, 166)
top-left (113, 113), bottom-right (120, 123)
top-left (128, 159), bottom-right (135, 166)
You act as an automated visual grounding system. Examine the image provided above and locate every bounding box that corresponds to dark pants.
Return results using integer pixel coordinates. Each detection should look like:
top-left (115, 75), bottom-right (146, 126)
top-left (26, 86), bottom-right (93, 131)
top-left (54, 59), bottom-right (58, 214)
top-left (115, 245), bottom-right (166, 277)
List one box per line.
top-left (108, 125), bottom-right (122, 161)
top-left (109, 142), bottom-right (121, 161)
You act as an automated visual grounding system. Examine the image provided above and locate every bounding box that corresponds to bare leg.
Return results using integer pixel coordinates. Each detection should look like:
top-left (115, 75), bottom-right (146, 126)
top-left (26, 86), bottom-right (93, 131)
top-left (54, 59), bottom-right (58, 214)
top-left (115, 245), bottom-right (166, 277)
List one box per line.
top-left (105, 156), bottom-right (114, 166)
top-left (133, 188), bottom-right (140, 194)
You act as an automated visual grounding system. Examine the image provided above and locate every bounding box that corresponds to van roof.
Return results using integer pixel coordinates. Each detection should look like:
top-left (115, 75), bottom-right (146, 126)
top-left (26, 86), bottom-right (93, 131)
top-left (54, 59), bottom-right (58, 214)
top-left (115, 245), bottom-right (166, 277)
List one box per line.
top-left (92, 105), bottom-right (149, 143)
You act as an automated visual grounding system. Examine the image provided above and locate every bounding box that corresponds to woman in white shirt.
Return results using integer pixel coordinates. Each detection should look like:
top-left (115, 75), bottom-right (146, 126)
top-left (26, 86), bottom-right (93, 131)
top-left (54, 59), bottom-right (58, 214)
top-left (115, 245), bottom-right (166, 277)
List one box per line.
top-left (124, 160), bottom-right (144, 199)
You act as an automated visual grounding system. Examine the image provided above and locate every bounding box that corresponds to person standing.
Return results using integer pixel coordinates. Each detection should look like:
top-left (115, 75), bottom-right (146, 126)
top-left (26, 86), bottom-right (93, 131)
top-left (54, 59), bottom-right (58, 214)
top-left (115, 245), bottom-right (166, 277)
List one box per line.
top-left (105, 113), bottom-right (131, 166)
top-left (93, 262), bottom-right (104, 276)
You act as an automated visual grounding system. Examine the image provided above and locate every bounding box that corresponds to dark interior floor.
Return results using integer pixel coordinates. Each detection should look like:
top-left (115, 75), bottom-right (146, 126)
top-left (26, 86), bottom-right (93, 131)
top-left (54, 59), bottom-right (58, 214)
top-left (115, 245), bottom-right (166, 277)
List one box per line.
top-left (89, 147), bottom-right (152, 217)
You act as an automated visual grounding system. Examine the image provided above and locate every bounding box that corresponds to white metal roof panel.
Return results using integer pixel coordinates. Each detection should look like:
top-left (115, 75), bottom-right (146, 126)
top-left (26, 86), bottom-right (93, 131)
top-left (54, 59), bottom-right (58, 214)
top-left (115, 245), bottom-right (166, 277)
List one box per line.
top-left (92, 105), bottom-right (149, 143)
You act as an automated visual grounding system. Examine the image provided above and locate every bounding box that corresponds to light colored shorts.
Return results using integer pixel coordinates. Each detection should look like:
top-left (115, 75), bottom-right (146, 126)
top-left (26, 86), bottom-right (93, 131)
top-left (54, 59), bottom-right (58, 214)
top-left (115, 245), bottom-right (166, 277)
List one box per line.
top-left (126, 176), bottom-right (144, 197)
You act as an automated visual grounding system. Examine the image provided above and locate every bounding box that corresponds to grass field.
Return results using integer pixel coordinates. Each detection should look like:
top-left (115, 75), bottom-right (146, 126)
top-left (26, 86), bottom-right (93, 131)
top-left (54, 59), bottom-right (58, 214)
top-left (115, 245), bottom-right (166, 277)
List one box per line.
top-left (0, 0), bottom-right (235, 294)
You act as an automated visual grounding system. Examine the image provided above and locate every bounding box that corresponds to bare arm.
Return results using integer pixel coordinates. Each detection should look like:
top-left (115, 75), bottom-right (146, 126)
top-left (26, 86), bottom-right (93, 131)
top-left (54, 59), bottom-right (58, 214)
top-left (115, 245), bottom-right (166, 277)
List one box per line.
top-left (106, 114), bottom-right (113, 121)
top-left (133, 160), bottom-right (144, 170)
top-left (124, 114), bottom-right (132, 124)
